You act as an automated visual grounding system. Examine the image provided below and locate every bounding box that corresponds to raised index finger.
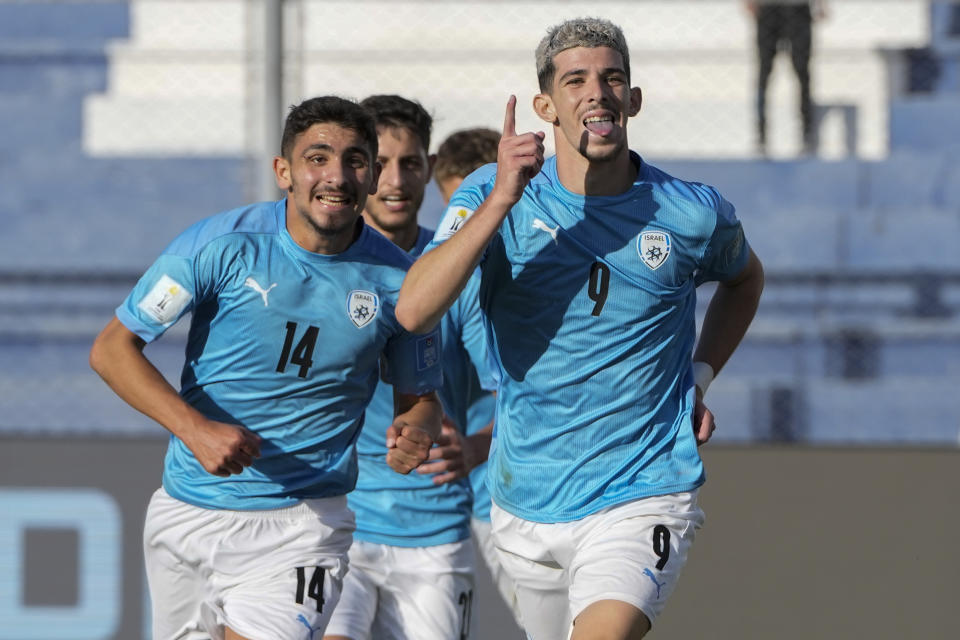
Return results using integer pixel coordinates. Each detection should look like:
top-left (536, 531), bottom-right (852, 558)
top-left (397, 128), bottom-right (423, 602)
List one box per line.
top-left (503, 94), bottom-right (517, 138)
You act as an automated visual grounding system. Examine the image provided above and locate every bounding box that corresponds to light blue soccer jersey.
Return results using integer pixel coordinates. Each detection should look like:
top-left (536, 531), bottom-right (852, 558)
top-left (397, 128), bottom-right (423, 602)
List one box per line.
top-left (349, 227), bottom-right (498, 546)
top-left (116, 199), bottom-right (441, 510)
top-left (446, 272), bottom-right (498, 523)
top-left (430, 153), bottom-right (751, 523)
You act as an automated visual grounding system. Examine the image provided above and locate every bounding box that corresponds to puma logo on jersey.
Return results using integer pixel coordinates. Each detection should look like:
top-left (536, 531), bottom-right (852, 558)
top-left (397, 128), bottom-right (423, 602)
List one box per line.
top-left (532, 218), bottom-right (559, 244)
top-left (244, 277), bottom-right (277, 306)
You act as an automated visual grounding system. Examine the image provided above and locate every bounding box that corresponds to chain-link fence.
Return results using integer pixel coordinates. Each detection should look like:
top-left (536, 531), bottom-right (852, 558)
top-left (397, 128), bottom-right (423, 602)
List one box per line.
top-left (76, 0), bottom-right (945, 160)
top-left (2, 0), bottom-right (959, 445)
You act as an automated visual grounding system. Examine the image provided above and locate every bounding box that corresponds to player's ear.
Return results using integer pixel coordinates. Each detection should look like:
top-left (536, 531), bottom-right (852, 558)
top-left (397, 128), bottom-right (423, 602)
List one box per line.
top-left (274, 156), bottom-right (292, 191)
top-left (628, 86), bottom-right (642, 117)
top-left (533, 93), bottom-right (557, 125)
top-left (427, 153), bottom-right (437, 181)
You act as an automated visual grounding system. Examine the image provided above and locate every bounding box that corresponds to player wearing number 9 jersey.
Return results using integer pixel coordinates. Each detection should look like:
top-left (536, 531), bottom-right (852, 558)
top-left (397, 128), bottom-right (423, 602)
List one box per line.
top-left (90, 96), bottom-right (443, 640)
top-left (431, 153), bottom-right (747, 522)
top-left (399, 17), bottom-right (764, 640)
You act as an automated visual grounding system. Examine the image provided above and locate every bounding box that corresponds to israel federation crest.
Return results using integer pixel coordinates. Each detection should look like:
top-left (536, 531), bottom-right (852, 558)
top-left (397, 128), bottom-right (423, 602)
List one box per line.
top-left (637, 231), bottom-right (671, 270)
top-left (347, 290), bottom-right (379, 328)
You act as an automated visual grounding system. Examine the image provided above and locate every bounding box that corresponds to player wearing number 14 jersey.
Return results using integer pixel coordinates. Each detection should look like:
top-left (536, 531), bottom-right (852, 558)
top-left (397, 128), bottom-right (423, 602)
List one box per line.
top-left (90, 96), bottom-right (443, 640)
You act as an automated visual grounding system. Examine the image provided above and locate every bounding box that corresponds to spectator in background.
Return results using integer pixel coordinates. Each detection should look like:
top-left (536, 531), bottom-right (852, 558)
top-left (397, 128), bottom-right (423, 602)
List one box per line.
top-left (324, 95), bottom-right (498, 640)
top-left (434, 125), bottom-right (525, 627)
top-left (747, 0), bottom-right (827, 155)
top-left (434, 127), bottom-right (501, 203)
top-left (89, 96), bottom-right (442, 640)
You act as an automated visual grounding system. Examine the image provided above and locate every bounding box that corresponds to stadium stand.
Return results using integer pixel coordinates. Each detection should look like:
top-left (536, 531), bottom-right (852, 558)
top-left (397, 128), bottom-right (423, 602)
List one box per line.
top-left (83, 0), bottom-right (931, 160)
top-left (0, 1), bottom-right (247, 274)
top-left (1, 0), bottom-right (958, 448)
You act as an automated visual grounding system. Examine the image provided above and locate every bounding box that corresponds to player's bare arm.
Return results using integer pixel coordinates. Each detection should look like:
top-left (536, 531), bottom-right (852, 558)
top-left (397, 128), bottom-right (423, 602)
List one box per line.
top-left (418, 417), bottom-right (494, 485)
top-left (691, 249), bottom-right (765, 444)
top-left (385, 389), bottom-right (443, 474)
top-left (90, 316), bottom-right (261, 476)
top-left (694, 249), bottom-right (764, 372)
top-left (395, 95), bottom-right (545, 334)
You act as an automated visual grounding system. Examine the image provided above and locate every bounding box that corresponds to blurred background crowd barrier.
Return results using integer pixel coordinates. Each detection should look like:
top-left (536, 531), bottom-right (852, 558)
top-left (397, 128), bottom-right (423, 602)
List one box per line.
top-left (1, 2), bottom-right (959, 639)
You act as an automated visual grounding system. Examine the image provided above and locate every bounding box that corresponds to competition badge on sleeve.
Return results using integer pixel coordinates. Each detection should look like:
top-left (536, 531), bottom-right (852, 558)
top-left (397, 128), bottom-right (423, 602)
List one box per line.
top-left (721, 225), bottom-right (746, 270)
top-left (416, 331), bottom-right (440, 371)
top-left (347, 290), bottom-right (379, 328)
top-left (137, 274), bottom-right (193, 325)
top-left (435, 206), bottom-right (474, 241)
top-left (637, 231), bottom-right (671, 271)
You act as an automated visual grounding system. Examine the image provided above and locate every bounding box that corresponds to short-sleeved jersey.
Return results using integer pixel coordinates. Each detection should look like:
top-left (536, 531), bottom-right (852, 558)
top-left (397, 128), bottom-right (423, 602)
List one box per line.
top-left (116, 199), bottom-right (442, 510)
top-left (445, 271), bottom-right (498, 522)
top-left (430, 153), bottom-right (750, 523)
top-left (349, 226), bottom-right (497, 546)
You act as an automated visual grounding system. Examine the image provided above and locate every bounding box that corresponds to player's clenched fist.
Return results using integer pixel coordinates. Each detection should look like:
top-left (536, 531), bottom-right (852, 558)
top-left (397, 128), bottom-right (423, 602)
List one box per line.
top-left (183, 419), bottom-right (262, 477)
top-left (385, 421), bottom-right (434, 474)
top-left (492, 95), bottom-right (546, 207)
top-left (692, 393), bottom-right (717, 447)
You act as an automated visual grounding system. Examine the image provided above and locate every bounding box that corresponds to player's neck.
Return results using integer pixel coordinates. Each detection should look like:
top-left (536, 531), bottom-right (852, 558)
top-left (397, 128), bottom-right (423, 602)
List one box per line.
top-left (554, 145), bottom-right (637, 196)
top-left (363, 213), bottom-right (420, 253)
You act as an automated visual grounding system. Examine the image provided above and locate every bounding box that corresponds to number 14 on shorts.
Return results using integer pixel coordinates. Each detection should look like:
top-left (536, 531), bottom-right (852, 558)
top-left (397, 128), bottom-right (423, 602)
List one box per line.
top-left (295, 566), bottom-right (326, 612)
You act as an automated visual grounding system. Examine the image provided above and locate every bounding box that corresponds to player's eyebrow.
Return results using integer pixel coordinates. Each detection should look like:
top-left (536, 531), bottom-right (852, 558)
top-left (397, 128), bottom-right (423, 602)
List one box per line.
top-left (380, 153), bottom-right (425, 163)
top-left (558, 68), bottom-right (587, 83)
top-left (303, 142), bottom-right (371, 161)
top-left (558, 66), bottom-right (626, 82)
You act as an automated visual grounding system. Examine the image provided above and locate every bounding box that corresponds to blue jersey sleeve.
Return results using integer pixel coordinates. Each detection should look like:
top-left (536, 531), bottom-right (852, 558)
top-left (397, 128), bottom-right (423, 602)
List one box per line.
top-left (695, 192), bottom-right (751, 285)
top-left (116, 253), bottom-right (200, 342)
top-left (426, 163), bottom-right (496, 253)
top-left (114, 209), bottom-right (250, 342)
top-left (381, 326), bottom-right (443, 396)
top-left (452, 270), bottom-right (499, 391)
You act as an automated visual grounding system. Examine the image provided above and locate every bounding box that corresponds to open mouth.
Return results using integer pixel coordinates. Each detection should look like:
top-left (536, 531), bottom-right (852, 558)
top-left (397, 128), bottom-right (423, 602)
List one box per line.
top-left (583, 114), bottom-right (615, 137)
top-left (379, 194), bottom-right (411, 211)
top-left (314, 192), bottom-right (352, 208)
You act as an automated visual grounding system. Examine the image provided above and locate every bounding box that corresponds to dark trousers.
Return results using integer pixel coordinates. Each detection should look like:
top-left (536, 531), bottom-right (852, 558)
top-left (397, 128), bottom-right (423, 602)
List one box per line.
top-left (755, 4), bottom-right (812, 145)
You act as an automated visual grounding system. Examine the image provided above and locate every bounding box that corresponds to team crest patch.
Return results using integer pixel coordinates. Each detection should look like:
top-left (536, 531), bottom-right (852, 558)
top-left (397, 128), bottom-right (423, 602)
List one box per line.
top-left (637, 231), bottom-right (671, 270)
top-left (436, 206), bottom-right (475, 241)
top-left (347, 290), bottom-right (379, 328)
top-left (137, 274), bottom-right (192, 325)
top-left (416, 330), bottom-right (440, 371)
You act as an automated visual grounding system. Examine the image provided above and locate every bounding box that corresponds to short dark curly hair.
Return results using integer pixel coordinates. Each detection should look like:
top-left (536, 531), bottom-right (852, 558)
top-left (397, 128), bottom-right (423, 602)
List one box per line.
top-left (434, 128), bottom-right (500, 183)
top-left (360, 94), bottom-right (434, 152)
top-left (280, 96), bottom-right (378, 160)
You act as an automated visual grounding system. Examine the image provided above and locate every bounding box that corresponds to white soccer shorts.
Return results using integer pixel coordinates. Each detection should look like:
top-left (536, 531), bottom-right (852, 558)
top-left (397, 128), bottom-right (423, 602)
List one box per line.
top-left (143, 487), bottom-right (354, 640)
top-left (470, 517), bottom-right (523, 627)
top-left (490, 490), bottom-right (704, 640)
top-left (324, 538), bottom-right (476, 640)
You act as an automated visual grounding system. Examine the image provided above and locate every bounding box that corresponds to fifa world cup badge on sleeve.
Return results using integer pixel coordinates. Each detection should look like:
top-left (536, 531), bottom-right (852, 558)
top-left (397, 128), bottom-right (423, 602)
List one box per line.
top-left (347, 290), bottom-right (379, 328)
top-left (637, 231), bottom-right (672, 270)
top-left (137, 274), bottom-right (193, 325)
top-left (436, 206), bottom-right (474, 241)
